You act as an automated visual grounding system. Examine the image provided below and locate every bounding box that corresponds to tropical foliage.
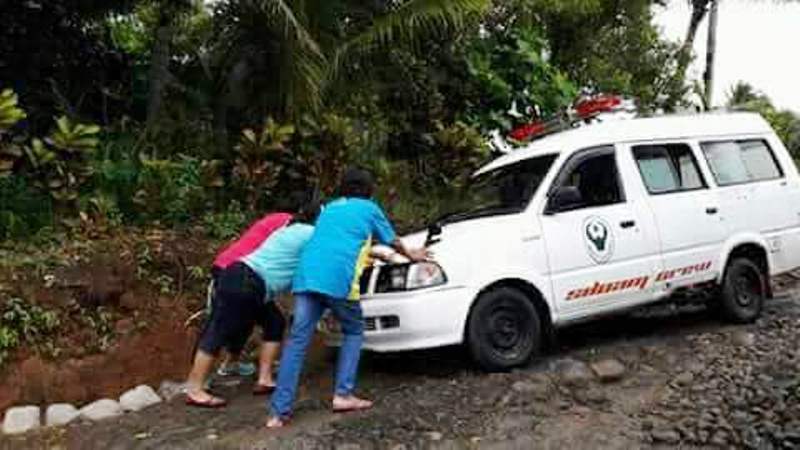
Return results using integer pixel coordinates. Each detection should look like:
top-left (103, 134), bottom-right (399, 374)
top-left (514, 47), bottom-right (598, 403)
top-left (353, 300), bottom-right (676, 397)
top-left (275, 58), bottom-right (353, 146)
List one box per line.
top-left (26, 117), bottom-right (101, 203)
top-left (0, 297), bottom-right (60, 365)
top-left (727, 82), bottom-right (800, 157)
top-left (0, 89), bottom-right (27, 177)
top-left (2, 0), bottom-right (793, 241)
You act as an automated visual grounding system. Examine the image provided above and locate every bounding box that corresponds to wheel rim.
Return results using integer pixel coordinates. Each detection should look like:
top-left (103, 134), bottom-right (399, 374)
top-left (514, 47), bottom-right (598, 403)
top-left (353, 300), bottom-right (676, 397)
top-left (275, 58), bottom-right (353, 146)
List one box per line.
top-left (485, 299), bottom-right (534, 360)
top-left (733, 266), bottom-right (762, 308)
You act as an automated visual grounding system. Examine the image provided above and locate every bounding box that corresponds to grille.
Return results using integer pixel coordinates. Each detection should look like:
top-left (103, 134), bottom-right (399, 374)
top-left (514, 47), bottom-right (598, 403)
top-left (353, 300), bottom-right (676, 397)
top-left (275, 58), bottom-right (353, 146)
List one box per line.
top-left (379, 315), bottom-right (400, 329)
top-left (364, 317), bottom-right (377, 331)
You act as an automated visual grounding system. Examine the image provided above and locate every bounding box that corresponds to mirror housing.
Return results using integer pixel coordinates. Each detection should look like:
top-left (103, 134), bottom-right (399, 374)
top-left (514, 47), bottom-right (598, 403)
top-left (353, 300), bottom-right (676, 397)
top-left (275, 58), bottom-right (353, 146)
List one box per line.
top-left (425, 221), bottom-right (442, 246)
top-left (546, 186), bottom-right (583, 214)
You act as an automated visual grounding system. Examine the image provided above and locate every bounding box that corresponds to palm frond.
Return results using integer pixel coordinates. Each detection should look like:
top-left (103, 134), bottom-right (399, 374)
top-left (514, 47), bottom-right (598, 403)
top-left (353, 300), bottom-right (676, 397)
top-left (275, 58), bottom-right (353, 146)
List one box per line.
top-left (331, 0), bottom-right (490, 81)
top-left (256, 0), bottom-right (324, 59)
top-left (286, 43), bottom-right (326, 117)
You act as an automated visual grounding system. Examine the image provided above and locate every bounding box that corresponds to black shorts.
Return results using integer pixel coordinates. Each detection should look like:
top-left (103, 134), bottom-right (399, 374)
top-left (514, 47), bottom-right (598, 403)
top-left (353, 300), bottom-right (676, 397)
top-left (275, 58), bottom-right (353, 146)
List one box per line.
top-left (198, 263), bottom-right (286, 354)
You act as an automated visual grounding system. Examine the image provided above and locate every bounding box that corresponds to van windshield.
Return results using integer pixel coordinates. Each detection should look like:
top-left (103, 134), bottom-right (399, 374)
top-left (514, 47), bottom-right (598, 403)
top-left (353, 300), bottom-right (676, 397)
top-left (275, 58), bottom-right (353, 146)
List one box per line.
top-left (438, 154), bottom-right (558, 224)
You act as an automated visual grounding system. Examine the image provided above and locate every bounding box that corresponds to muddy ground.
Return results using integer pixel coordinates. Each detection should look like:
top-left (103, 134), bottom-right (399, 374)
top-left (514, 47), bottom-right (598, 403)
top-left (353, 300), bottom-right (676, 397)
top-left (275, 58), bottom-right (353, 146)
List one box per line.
top-left (0, 227), bottom-right (215, 411)
top-left (3, 276), bottom-right (800, 449)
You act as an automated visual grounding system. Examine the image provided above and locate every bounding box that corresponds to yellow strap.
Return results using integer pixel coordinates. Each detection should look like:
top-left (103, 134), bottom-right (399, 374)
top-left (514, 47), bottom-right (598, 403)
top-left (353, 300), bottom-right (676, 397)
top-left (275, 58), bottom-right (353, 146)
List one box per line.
top-left (348, 237), bottom-right (373, 300)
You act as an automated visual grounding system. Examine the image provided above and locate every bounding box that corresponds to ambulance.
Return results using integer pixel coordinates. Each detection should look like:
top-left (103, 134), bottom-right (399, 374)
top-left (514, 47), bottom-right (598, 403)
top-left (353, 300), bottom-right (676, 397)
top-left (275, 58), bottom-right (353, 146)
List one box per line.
top-left (325, 101), bottom-right (800, 371)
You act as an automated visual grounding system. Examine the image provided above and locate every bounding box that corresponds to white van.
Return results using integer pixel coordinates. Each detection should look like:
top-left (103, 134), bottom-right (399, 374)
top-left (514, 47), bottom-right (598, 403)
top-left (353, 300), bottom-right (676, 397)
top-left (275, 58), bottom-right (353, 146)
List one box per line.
top-left (325, 112), bottom-right (800, 371)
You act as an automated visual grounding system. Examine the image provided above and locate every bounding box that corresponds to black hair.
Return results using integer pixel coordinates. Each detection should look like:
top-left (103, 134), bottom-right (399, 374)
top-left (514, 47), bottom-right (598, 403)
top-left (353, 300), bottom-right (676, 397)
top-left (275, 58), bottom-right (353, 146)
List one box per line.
top-left (291, 189), bottom-right (321, 224)
top-left (275, 190), bottom-right (305, 213)
top-left (338, 167), bottom-right (375, 199)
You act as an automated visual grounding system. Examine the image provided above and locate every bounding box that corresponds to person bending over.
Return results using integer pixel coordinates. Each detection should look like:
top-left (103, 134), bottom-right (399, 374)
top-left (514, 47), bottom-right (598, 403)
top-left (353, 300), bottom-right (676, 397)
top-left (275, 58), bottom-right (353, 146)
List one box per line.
top-left (267, 168), bottom-right (429, 427)
top-left (207, 212), bottom-right (293, 378)
top-left (185, 200), bottom-right (318, 408)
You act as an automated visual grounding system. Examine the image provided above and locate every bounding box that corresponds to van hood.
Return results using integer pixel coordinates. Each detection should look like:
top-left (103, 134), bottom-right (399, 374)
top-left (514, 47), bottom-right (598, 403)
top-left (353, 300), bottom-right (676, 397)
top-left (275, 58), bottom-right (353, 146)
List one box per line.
top-left (374, 214), bottom-right (528, 265)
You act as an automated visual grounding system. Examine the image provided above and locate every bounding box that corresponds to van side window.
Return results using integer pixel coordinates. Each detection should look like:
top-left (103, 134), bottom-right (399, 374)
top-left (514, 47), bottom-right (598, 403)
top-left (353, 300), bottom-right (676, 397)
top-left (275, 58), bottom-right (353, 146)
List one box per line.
top-left (559, 151), bottom-right (624, 208)
top-left (633, 144), bottom-right (706, 194)
top-left (701, 139), bottom-right (783, 186)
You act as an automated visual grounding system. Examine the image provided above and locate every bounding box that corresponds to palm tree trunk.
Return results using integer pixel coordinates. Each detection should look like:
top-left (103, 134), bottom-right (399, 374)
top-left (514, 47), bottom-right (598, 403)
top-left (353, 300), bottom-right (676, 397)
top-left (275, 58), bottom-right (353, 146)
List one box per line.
top-left (145, 13), bottom-right (174, 135)
top-left (212, 97), bottom-right (229, 152)
top-left (677, 0), bottom-right (712, 77)
top-left (212, 58), bottom-right (250, 153)
top-left (703, 0), bottom-right (719, 110)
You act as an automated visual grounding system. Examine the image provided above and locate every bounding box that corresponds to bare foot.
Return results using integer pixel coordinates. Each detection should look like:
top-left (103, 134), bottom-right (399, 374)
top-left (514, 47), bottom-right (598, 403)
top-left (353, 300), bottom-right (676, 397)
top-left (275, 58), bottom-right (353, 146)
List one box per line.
top-left (266, 416), bottom-right (288, 429)
top-left (257, 375), bottom-right (275, 387)
top-left (332, 395), bottom-right (373, 413)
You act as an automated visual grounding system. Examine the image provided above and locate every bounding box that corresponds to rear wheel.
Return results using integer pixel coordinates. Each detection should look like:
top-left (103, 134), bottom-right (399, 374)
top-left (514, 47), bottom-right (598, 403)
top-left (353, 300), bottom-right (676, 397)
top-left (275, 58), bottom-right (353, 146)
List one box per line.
top-left (466, 287), bottom-right (541, 371)
top-left (718, 257), bottom-right (765, 323)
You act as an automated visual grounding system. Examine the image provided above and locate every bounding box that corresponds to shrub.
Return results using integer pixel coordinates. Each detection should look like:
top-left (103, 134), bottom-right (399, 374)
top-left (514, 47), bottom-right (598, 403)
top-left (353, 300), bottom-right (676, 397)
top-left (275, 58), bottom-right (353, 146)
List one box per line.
top-left (24, 116), bottom-right (100, 203)
top-left (0, 89), bottom-right (27, 177)
top-left (92, 156), bottom-right (140, 220)
top-left (0, 297), bottom-right (60, 366)
top-left (428, 121), bottom-right (490, 188)
top-left (202, 200), bottom-right (248, 240)
top-left (76, 305), bottom-right (114, 353)
top-left (84, 192), bottom-right (124, 230)
top-left (0, 176), bottom-right (54, 240)
top-left (133, 155), bottom-right (209, 224)
top-left (233, 118), bottom-right (292, 211)
top-left (296, 113), bottom-right (366, 196)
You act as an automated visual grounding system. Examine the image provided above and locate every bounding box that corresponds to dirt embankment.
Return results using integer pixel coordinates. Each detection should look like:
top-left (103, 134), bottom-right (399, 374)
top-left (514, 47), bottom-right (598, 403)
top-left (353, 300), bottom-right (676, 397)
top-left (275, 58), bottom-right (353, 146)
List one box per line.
top-left (0, 227), bottom-right (220, 411)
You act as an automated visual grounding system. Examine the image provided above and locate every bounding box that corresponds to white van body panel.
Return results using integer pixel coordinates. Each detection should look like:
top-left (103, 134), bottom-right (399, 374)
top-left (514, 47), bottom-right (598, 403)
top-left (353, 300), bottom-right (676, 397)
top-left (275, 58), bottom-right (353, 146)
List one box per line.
top-left (716, 233), bottom-right (772, 280)
top-left (324, 113), bottom-right (800, 354)
top-left (349, 213), bottom-right (554, 351)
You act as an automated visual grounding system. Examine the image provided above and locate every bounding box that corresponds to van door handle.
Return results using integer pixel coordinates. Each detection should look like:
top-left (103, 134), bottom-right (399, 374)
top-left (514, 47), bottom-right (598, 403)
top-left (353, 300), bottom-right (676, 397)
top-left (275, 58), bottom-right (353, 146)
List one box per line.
top-left (706, 207), bottom-right (718, 215)
top-left (620, 220), bottom-right (635, 229)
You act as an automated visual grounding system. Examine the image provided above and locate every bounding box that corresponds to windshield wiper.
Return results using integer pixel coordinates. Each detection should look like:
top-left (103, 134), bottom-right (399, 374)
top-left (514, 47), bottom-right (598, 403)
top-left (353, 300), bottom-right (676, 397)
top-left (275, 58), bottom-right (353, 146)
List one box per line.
top-left (426, 207), bottom-right (519, 246)
top-left (433, 210), bottom-right (462, 225)
top-left (437, 207), bottom-right (517, 225)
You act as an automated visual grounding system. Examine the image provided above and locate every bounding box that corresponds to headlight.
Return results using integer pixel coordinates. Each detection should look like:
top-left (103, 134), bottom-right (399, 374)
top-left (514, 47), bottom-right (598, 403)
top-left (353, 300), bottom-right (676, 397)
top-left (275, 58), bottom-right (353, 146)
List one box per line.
top-left (374, 262), bottom-right (447, 293)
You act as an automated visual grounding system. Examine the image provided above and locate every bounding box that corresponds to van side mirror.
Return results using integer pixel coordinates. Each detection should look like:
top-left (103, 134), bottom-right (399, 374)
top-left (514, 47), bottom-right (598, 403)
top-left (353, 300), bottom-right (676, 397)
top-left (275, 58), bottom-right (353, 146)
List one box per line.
top-left (425, 221), bottom-right (442, 246)
top-left (546, 186), bottom-right (583, 214)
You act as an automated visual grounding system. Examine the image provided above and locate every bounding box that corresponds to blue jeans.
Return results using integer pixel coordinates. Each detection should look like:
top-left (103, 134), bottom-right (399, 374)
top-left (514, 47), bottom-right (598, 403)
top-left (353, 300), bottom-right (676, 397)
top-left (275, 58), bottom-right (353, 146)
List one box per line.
top-left (270, 292), bottom-right (364, 418)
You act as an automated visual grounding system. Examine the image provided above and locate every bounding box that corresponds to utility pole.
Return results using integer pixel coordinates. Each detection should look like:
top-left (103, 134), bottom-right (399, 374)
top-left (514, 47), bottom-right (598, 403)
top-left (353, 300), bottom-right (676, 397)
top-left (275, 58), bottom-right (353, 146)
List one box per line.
top-left (703, 0), bottom-right (720, 110)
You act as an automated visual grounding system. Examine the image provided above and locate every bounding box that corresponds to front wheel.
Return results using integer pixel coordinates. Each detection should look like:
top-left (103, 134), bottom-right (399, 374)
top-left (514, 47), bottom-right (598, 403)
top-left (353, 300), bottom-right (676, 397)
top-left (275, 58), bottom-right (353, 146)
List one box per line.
top-left (466, 287), bottom-right (541, 372)
top-left (718, 257), bottom-right (766, 323)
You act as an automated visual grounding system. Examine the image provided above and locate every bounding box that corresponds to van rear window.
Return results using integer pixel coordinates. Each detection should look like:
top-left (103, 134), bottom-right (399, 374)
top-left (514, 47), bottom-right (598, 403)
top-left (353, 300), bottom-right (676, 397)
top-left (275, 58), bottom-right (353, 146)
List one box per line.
top-left (700, 139), bottom-right (783, 186)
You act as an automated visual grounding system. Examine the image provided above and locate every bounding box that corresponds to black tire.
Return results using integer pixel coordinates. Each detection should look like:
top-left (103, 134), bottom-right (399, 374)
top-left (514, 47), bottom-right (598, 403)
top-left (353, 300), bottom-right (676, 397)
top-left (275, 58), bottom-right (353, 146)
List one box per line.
top-left (719, 257), bottom-right (766, 323)
top-left (466, 287), bottom-right (541, 372)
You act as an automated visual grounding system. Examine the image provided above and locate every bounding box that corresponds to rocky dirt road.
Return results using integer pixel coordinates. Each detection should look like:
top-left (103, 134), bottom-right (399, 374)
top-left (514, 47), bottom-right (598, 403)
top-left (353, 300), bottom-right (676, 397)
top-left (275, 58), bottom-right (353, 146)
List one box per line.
top-left (4, 280), bottom-right (800, 450)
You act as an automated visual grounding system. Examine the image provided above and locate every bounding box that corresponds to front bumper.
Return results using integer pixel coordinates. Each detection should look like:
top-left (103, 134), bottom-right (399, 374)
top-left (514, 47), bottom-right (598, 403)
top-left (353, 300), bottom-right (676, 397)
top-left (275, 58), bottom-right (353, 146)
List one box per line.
top-left (320, 286), bottom-right (472, 352)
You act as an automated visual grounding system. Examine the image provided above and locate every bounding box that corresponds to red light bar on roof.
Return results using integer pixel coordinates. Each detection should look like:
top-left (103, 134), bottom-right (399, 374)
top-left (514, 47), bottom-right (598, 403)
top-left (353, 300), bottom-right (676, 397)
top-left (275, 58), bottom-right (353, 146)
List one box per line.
top-left (574, 94), bottom-right (622, 119)
top-left (508, 121), bottom-right (546, 141)
top-left (507, 94), bottom-right (626, 143)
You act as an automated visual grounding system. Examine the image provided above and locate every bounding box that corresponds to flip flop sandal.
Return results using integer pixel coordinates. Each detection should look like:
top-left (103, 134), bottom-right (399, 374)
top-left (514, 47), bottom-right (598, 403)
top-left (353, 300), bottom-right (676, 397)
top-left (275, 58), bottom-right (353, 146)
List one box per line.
top-left (252, 384), bottom-right (276, 396)
top-left (332, 400), bottom-right (373, 414)
top-left (185, 395), bottom-right (227, 409)
top-left (217, 361), bottom-right (257, 377)
top-left (239, 362), bottom-right (257, 377)
top-left (216, 365), bottom-right (237, 377)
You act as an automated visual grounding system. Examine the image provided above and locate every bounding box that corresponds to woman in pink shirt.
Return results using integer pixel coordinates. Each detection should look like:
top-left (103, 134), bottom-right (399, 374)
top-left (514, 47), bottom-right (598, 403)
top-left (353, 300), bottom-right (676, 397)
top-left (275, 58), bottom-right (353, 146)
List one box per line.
top-left (208, 212), bottom-right (293, 379)
top-left (212, 213), bottom-right (293, 276)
